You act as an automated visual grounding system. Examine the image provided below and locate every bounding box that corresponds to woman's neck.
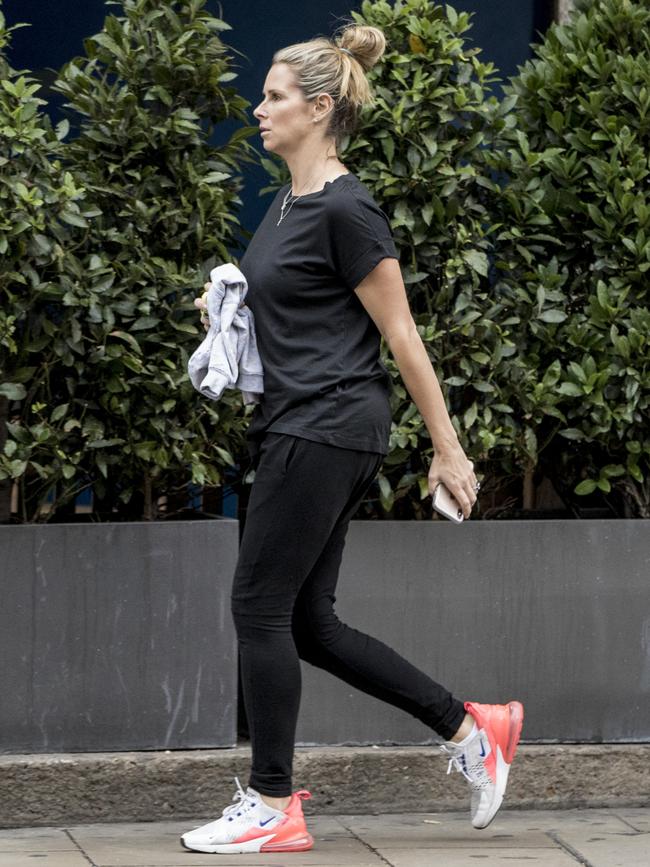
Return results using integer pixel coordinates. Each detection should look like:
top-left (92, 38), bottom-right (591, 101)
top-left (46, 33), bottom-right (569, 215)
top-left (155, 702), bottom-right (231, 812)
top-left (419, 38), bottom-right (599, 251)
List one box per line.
top-left (285, 146), bottom-right (347, 195)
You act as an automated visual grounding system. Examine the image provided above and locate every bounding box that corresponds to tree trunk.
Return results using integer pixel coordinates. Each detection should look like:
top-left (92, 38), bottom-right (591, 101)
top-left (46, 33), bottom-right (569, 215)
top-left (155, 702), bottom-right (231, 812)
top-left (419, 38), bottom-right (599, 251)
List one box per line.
top-left (523, 463), bottom-right (536, 512)
top-left (143, 471), bottom-right (153, 521)
top-left (555, 0), bottom-right (575, 24)
top-left (0, 397), bottom-right (12, 522)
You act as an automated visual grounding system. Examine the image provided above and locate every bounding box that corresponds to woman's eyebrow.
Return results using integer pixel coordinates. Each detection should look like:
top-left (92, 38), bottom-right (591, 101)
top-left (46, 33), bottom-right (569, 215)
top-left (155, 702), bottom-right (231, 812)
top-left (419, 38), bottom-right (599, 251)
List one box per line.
top-left (262, 88), bottom-right (285, 96)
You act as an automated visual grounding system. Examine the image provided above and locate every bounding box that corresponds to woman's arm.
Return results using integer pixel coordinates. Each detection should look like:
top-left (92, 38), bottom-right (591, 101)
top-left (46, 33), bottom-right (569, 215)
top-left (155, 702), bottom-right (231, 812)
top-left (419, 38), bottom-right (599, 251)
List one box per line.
top-left (354, 257), bottom-right (478, 517)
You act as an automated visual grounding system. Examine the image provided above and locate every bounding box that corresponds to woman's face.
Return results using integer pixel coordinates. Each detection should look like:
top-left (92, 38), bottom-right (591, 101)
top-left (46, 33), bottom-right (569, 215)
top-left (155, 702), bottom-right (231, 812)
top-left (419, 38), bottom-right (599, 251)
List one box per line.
top-left (253, 63), bottom-right (318, 156)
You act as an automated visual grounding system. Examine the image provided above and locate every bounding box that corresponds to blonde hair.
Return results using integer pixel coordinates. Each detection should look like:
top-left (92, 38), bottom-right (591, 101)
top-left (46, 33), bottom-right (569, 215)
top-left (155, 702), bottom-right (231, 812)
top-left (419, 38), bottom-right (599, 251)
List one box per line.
top-left (272, 23), bottom-right (386, 148)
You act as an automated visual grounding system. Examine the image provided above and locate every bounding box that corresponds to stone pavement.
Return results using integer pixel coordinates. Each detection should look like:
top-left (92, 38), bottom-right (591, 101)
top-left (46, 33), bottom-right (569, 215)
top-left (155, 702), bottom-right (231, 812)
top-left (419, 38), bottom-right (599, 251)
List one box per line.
top-left (1, 808), bottom-right (648, 867)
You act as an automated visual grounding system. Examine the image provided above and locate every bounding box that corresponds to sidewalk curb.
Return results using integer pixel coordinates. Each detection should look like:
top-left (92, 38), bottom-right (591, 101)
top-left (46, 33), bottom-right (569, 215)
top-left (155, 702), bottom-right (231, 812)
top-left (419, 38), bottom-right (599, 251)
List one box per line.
top-left (1, 744), bottom-right (648, 828)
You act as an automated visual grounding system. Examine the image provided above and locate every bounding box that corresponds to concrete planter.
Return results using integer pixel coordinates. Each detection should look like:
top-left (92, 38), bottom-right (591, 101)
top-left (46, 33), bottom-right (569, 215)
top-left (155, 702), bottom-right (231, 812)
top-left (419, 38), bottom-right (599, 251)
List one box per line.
top-left (295, 519), bottom-right (650, 745)
top-left (3, 517), bottom-right (647, 756)
top-left (0, 520), bottom-right (239, 754)
top-left (3, 744), bottom-right (650, 827)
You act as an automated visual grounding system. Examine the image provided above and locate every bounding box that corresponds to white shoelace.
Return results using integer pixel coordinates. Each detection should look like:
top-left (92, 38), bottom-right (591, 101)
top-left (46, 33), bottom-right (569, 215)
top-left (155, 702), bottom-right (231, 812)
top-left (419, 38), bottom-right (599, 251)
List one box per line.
top-left (221, 777), bottom-right (259, 819)
top-left (440, 742), bottom-right (491, 790)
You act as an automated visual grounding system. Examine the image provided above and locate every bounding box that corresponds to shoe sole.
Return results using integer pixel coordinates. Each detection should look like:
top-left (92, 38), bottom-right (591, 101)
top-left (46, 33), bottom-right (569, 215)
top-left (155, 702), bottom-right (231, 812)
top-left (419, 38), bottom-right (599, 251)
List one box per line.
top-left (504, 701), bottom-right (524, 764)
top-left (180, 833), bottom-right (314, 854)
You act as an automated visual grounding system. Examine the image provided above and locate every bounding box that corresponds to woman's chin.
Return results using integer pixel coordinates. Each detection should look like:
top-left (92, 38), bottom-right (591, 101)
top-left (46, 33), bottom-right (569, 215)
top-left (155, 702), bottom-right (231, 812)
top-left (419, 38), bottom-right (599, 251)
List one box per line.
top-left (264, 142), bottom-right (284, 158)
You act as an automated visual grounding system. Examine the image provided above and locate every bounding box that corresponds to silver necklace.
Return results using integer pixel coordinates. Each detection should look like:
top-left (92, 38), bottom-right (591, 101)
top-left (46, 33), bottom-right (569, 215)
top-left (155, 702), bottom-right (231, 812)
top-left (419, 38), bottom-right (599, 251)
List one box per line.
top-left (277, 187), bottom-right (301, 226)
top-left (276, 167), bottom-right (333, 226)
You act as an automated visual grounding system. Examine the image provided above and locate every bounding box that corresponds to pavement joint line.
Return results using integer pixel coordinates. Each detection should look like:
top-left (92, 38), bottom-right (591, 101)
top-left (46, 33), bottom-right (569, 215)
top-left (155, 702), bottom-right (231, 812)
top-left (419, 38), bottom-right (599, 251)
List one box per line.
top-left (335, 817), bottom-right (396, 867)
top-left (613, 811), bottom-right (647, 833)
top-left (546, 830), bottom-right (595, 867)
top-left (63, 828), bottom-right (98, 867)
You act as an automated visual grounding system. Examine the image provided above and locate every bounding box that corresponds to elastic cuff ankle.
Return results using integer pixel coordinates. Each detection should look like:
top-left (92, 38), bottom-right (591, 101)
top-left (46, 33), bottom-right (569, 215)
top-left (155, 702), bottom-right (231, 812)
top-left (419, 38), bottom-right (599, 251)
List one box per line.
top-left (250, 783), bottom-right (292, 799)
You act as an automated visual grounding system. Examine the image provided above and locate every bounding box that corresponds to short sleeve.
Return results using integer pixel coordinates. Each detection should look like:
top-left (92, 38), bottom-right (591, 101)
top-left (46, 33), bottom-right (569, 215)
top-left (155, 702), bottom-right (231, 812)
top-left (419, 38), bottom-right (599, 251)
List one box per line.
top-left (327, 189), bottom-right (399, 291)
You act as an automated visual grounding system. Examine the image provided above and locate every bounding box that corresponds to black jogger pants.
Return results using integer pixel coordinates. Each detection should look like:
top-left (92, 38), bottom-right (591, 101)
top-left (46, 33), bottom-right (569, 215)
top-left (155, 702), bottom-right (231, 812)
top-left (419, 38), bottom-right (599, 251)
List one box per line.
top-left (230, 432), bottom-right (466, 797)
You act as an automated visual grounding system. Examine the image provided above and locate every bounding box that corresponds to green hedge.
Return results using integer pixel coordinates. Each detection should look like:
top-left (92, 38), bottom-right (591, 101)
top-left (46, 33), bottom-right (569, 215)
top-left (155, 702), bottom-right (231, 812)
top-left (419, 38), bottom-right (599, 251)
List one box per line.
top-left (1, 0), bottom-right (257, 520)
top-left (0, 2), bottom-right (92, 521)
top-left (489, 0), bottom-right (650, 516)
top-left (339, 0), bottom-right (511, 517)
top-left (347, 0), bottom-right (649, 518)
top-left (2, 0), bottom-right (648, 521)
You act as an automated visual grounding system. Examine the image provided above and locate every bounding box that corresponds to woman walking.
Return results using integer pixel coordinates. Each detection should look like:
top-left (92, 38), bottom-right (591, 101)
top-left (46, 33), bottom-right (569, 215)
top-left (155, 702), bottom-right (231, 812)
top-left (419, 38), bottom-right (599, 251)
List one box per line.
top-left (181, 23), bottom-right (523, 855)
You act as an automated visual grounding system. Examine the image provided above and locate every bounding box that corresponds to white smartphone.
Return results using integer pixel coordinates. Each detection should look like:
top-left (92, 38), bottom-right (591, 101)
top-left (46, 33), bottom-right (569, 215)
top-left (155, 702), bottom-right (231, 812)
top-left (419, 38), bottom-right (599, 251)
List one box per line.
top-left (431, 483), bottom-right (464, 524)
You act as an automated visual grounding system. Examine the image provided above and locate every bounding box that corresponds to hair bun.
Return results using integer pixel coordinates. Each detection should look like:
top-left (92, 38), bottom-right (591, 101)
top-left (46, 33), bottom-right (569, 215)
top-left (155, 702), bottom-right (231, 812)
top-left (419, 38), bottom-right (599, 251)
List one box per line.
top-left (336, 24), bottom-right (386, 72)
top-left (272, 24), bottom-right (388, 145)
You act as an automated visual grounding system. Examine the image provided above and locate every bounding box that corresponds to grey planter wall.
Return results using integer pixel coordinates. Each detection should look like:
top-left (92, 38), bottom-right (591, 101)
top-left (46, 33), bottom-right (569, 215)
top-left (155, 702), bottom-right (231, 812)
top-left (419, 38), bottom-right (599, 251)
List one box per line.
top-left (295, 520), bottom-right (650, 745)
top-left (0, 520), bottom-right (238, 754)
top-left (3, 517), bottom-right (647, 754)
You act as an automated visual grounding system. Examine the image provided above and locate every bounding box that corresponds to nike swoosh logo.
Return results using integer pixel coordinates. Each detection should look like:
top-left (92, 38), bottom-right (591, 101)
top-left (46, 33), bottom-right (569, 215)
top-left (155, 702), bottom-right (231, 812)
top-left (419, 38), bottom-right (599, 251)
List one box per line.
top-left (479, 739), bottom-right (487, 758)
top-left (259, 817), bottom-right (276, 827)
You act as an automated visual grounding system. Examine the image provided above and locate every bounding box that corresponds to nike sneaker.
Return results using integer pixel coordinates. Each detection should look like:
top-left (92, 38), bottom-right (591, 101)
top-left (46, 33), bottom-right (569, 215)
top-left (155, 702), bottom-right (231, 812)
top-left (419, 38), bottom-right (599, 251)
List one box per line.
top-left (180, 777), bottom-right (314, 854)
top-left (441, 700), bottom-right (524, 829)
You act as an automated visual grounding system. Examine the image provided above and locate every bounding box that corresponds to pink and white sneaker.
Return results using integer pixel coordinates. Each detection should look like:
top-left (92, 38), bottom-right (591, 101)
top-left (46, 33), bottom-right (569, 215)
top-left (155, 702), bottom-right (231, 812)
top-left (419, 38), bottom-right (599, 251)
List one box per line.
top-left (441, 700), bottom-right (524, 829)
top-left (180, 777), bottom-right (314, 854)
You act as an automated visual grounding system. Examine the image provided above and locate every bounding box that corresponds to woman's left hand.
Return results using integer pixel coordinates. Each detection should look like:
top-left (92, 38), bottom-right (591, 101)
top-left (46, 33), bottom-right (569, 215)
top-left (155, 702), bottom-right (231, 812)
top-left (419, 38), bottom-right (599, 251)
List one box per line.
top-left (428, 444), bottom-right (479, 520)
top-left (193, 281), bottom-right (211, 330)
top-left (193, 280), bottom-right (247, 332)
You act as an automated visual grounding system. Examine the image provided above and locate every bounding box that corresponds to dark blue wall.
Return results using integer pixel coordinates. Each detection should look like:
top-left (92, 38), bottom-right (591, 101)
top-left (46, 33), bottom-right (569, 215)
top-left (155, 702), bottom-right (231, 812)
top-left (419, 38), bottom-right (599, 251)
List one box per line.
top-left (7, 0), bottom-right (553, 233)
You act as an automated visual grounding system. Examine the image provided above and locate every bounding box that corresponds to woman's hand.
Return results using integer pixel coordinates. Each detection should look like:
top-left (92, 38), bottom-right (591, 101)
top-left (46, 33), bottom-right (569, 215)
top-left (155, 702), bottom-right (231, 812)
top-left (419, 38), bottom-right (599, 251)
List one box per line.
top-left (193, 281), bottom-right (211, 331)
top-left (428, 444), bottom-right (479, 520)
top-left (193, 280), bottom-right (247, 332)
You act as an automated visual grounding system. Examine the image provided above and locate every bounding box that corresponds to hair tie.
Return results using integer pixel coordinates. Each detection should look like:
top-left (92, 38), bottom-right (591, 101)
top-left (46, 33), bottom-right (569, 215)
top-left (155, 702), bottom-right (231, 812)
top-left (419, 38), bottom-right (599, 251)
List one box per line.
top-left (339, 46), bottom-right (354, 58)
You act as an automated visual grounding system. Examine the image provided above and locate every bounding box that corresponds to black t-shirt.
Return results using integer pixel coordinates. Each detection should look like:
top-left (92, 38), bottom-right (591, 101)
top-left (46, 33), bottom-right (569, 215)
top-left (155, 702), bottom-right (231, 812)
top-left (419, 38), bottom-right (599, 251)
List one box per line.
top-left (239, 172), bottom-right (399, 459)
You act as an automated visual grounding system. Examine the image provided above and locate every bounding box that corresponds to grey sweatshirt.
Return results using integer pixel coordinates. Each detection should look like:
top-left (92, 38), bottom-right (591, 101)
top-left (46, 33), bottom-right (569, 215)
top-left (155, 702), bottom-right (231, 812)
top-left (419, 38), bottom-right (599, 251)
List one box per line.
top-left (187, 263), bottom-right (264, 404)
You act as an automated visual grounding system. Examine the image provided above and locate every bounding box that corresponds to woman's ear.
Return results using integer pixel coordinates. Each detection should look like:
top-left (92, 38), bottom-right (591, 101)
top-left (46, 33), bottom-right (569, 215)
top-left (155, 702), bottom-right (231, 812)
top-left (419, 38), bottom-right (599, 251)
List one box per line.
top-left (313, 92), bottom-right (334, 124)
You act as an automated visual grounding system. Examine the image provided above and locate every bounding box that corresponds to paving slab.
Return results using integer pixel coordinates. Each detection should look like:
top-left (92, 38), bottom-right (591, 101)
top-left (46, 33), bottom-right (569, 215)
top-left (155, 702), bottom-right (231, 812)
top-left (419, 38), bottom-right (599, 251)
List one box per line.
top-left (382, 848), bottom-right (579, 866)
top-left (482, 809), bottom-right (636, 835)
top-left (67, 818), bottom-right (381, 866)
top-left (552, 824), bottom-right (650, 867)
top-left (338, 811), bottom-right (553, 848)
top-left (0, 828), bottom-right (89, 867)
top-left (613, 808), bottom-right (650, 833)
top-left (1, 808), bottom-right (649, 866)
top-left (0, 855), bottom-right (91, 867)
top-left (0, 827), bottom-right (77, 850)
top-left (0, 827), bottom-right (90, 865)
